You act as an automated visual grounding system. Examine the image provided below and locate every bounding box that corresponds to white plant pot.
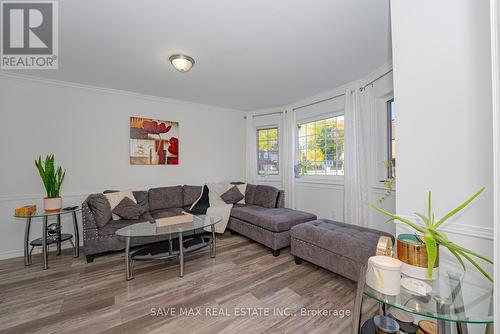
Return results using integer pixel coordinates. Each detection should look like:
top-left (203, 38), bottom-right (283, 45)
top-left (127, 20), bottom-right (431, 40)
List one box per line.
top-left (44, 197), bottom-right (62, 212)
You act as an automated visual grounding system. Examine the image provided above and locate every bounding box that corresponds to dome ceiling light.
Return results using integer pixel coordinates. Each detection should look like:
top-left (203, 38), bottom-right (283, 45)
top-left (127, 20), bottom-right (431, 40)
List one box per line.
top-left (169, 54), bottom-right (195, 73)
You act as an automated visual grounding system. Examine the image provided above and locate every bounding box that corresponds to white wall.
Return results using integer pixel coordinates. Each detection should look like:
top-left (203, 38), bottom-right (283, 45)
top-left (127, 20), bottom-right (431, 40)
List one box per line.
top-left (0, 74), bottom-right (246, 259)
top-left (491, 0), bottom-right (500, 330)
top-left (391, 0), bottom-right (494, 300)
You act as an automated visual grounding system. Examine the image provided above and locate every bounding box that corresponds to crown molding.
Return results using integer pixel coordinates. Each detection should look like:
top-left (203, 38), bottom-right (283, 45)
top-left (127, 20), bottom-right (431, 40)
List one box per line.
top-left (0, 71), bottom-right (246, 116)
top-left (283, 60), bottom-right (393, 112)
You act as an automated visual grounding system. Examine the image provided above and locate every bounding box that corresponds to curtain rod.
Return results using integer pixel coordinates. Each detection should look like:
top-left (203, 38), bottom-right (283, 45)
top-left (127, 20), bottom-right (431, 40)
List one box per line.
top-left (360, 69), bottom-right (393, 91)
top-left (245, 69), bottom-right (393, 118)
top-left (293, 92), bottom-right (345, 111)
top-left (252, 111), bottom-right (284, 118)
top-left (243, 110), bottom-right (284, 119)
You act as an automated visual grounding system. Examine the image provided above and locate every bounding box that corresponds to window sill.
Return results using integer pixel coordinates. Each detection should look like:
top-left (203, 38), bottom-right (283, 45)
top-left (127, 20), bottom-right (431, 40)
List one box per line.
top-left (295, 176), bottom-right (344, 186)
top-left (257, 176), bottom-right (281, 183)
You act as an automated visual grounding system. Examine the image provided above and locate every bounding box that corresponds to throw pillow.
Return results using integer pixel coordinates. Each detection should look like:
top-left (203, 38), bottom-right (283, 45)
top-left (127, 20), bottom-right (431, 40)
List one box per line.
top-left (87, 193), bottom-right (112, 228)
top-left (104, 190), bottom-right (137, 220)
top-left (112, 197), bottom-right (146, 220)
top-left (253, 185), bottom-right (279, 208)
top-left (232, 182), bottom-right (247, 204)
top-left (220, 186), bottom-right (245, 204)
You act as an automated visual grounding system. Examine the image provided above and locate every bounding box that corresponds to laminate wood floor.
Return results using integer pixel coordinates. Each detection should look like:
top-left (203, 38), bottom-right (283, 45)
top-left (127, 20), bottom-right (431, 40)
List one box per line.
top-left (0, 233), bottom-right (361, 334)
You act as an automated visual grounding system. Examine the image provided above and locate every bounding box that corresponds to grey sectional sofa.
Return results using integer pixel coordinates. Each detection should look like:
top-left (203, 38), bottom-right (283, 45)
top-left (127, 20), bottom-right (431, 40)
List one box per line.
top-left (82, 183), bottom-right (316, 262)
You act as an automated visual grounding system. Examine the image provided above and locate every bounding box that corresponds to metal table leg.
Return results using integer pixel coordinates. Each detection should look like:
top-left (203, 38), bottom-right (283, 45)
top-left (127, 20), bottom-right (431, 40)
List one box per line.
top-left (179, 232), bottom-right (184, 277)
top-left (56, 214), bottom-right (62, 255)
top-left (72, 211), bottom-right (80, 257)
top-left (210, 225), bottom-right (216, 258)
top-left (436, 297), bottom-right (452, 334)
top-left (24, 218), bottom-right (32, 266)
top-left (125, 237), bottom-right (132, 280)
top-left (42, 216), bottom-right (48, 270)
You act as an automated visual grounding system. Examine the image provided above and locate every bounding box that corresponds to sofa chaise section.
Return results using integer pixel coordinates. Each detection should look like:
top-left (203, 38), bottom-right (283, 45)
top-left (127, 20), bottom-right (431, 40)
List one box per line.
top-left (228, 185), bottom-right (317, 256)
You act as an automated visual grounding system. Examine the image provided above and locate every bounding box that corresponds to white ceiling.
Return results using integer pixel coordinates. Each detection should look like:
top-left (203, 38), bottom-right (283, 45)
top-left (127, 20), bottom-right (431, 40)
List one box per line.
top-left (12, 0), bottom-right (392, 111)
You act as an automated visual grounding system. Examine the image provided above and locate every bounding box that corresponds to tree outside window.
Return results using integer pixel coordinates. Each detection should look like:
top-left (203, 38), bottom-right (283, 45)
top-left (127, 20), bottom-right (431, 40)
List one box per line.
top-left (297, 115), bottom-right (345, 176)
top-left (257, 128), bottom-right (279, 176)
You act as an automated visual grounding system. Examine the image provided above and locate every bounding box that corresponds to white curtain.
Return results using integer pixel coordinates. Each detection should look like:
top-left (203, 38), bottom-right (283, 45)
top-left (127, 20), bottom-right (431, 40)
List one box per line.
top-left (344, 88), bottom-right (370, 226)
top-left (282, 108), bottom-right (296, 208)
top-left (245, 114), bottom-right (257, 184)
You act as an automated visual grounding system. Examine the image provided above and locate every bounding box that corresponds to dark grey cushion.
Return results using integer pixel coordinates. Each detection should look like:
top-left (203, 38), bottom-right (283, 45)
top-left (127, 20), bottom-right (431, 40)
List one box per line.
top-left (230, 205), bottom-right (317, 232)
top-left (148, 186), bottom-right (183, 211)
top-left (86, 194), bottom-right (112, 228)
top-left (221, 186), bottom-right (245, 204)
top-left (133, 190), bottom-right (149, 212)
top-left (245, 184), bottom-right (257, 205)
top-left (183, 185), bottom-right (202, 207)
top-left (253, 185), bottom-right (279, 208)
top-left (112, 197), bottom-right (146, 220)
top-left (150, 207), bottom-right (184, 219)
top-left (290, 219), bottom-right (394, 263)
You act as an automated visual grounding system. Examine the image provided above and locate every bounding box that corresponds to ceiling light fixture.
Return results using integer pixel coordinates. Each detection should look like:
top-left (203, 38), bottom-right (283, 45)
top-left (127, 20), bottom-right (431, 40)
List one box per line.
top-left (169, 54), bottom-right (195, 73)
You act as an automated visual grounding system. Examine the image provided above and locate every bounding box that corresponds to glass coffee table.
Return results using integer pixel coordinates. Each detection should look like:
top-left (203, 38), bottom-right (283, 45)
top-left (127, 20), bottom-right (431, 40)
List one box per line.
top-left (116, 215), bottom-right (221, 280)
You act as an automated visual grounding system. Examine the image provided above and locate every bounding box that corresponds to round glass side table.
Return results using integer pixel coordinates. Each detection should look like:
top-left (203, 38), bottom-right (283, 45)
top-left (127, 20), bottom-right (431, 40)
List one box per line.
top-left (14, 208), bottom-right (81, 270)
top-left (352, 265), bottom-right (493, 334)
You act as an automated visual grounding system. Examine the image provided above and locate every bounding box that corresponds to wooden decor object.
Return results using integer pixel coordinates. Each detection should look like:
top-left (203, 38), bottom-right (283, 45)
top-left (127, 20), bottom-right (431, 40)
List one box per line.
top-left (15, 205), bottom-right (37, 216)
top-left (155, 213), bottom-right (193, 227)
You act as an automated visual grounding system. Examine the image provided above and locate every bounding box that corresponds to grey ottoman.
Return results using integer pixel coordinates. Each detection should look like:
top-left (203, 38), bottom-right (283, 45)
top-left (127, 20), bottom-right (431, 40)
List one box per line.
top-left (290, 219), bottom-right (394, 281)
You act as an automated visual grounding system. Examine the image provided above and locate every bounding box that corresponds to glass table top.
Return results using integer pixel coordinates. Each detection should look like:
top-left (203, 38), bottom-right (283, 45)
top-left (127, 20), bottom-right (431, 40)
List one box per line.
top-left (116, 215), bottom-right (222, 238)
top-left (14, 207), bottom-right (81, 218)
top-left (364, 271), bottom-right (494, 323)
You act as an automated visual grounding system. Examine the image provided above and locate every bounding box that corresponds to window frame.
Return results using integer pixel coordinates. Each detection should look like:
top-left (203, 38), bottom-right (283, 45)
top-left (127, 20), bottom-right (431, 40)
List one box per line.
top-left (295, 111), bottom-right (345, 184)
top-left (386, 99), bottom-right (395, 179)
top-left (256, 126), bottom-right (280, 177)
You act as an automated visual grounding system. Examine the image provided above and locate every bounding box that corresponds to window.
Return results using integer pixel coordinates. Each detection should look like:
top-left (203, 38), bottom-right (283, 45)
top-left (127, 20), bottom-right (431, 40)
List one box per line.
top-left (257, 127), bottom-right (279, 176)
top-left (297, 115), bottom-right (345, 176)
top-left (387, 99), bottom-right (396, 178)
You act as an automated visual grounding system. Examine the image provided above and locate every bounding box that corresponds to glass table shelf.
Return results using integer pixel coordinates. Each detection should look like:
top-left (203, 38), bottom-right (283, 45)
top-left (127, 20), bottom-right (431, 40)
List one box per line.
top-left (363, 271), bottom-right (493, 324)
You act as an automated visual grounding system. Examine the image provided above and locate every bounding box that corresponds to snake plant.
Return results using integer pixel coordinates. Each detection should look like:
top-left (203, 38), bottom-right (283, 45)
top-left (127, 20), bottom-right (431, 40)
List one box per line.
top-left (370, 187), bottom-right (493, 283)
top-left (35, 155), bottom-right (65, 198)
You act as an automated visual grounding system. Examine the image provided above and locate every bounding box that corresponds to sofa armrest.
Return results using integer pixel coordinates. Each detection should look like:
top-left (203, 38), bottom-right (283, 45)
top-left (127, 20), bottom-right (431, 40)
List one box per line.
top-left (82, 201), bottom-right (99, 239)
top-left (276, 190), bottom-right (285, 208)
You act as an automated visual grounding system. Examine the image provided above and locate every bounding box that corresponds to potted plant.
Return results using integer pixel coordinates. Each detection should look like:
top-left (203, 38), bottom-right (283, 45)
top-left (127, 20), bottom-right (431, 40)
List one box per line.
top-left (370, 188), bottom-right (493, 283)
top-left (35, 155), bottom-right (66, 212)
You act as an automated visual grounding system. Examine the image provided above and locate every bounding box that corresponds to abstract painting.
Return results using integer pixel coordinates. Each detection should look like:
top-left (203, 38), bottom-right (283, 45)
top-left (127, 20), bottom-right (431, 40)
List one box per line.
top-left (130, 117), bottom-right (179, 165)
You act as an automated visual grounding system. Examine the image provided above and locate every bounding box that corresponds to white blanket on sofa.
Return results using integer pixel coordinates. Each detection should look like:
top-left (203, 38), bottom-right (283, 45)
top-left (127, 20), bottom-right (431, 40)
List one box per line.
top-left (190, 182), bottom-right (233, 234)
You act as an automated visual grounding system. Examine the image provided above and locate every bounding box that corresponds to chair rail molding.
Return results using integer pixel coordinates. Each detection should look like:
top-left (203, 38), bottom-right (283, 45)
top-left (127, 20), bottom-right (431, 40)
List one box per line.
top-left (395, 216), bottom-right (494, 241)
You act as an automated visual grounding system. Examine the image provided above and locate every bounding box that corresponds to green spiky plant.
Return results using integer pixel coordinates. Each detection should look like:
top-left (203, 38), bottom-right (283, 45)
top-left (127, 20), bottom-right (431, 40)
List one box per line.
top-left (35, 155), bottom-right (66, 198)
top-left (370, 187), bottom-right (493, 283)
